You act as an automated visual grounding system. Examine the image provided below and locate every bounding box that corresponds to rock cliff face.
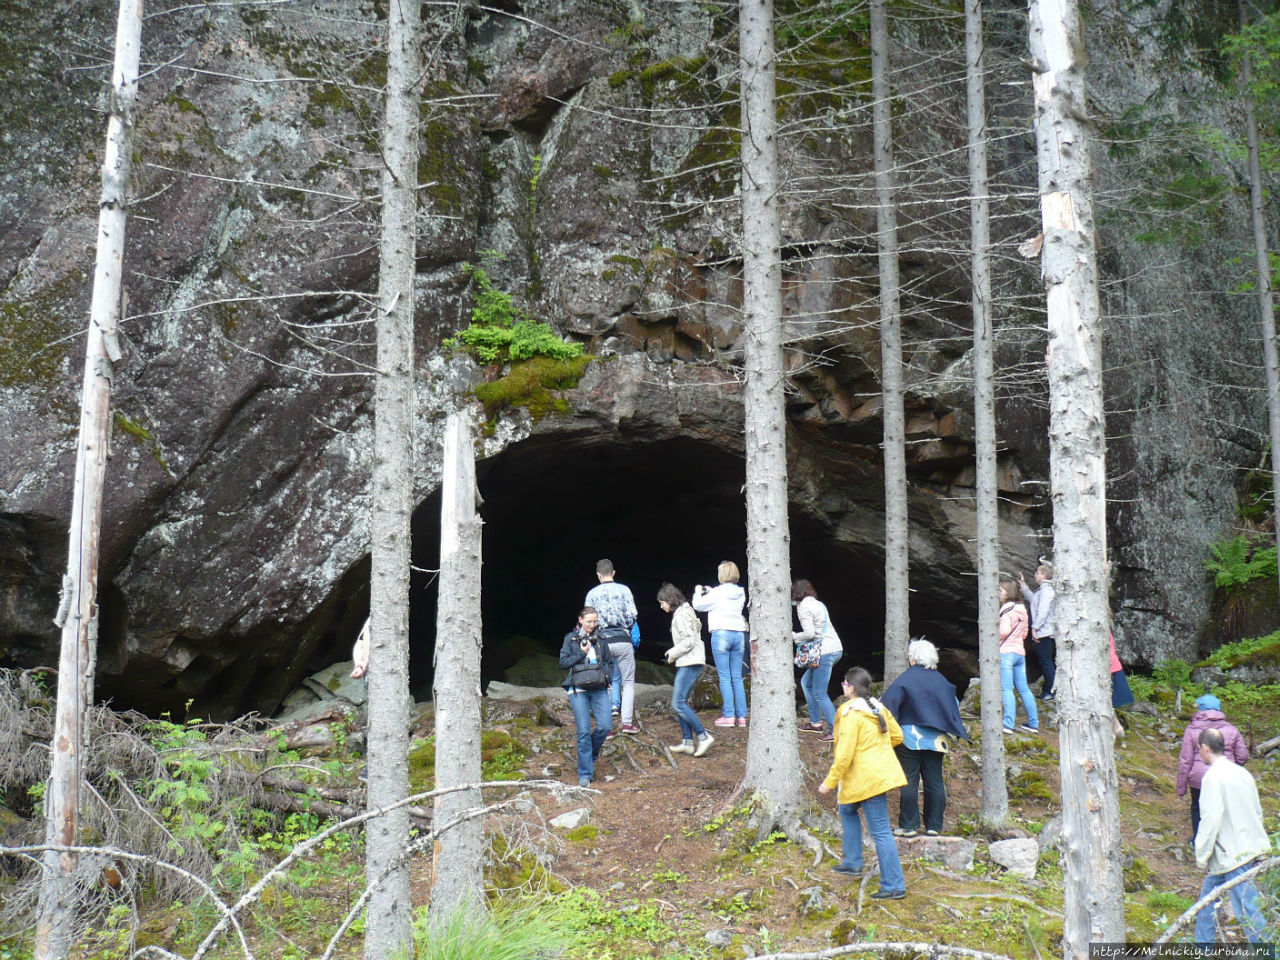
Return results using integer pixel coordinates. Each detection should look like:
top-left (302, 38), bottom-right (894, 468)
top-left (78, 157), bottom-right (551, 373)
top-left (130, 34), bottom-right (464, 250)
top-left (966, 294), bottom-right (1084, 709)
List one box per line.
top-left (0, 0), bottom-right (1270, 716)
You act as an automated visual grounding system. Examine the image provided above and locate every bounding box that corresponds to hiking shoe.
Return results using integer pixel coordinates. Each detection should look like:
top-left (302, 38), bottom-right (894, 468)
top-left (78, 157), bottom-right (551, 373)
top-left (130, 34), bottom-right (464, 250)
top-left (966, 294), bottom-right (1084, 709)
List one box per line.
top-left (871, 889), bottom-right (906, 900)
top-left (611, 706), bottom-right (621, 717)
top-left (800, 722), bottom-right (824, 733)
top-left (832, 864), bottom-right (862, 876)
top-left (1040, 693), bottom-right (1055, 702)
top-left (669, 741), bottom-right (694, 754)
top-left (1016, 724), bottom-right (1039, 734)
top-left (893, 828), bottom-right (917, 838)
top-left (818, 733), bottom-right (834, 742)
top-left (578, 776), bottom-right (592, 787)
top-left (737, 717), bottom-right (748, 727)
top-left (604, 728), bottom-right (617, 740)
top-left (693, 734), bottom-right (715, 757)
top-left (926, 829), bottom-right (941, 837)
top-left (714, 716), bottom-right (737, 727)
top-left (620, 723), bottom-right (640, 734)
top-left (1002, 727), bottom-right (1016, 735)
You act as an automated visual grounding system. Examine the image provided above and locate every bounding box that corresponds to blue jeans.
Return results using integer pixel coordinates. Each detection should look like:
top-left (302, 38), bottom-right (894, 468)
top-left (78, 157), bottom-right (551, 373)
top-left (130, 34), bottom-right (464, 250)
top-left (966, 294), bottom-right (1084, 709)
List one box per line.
top-left (568, 688), bottom-right (612, 781)
top-left (672, 665), bottom-right (706, 740)
top-left (711, 630), bottom-right (748, 719)
top-left (1194, 860), bottom-right (1269, 942)
top-left (837, 792), bottom-right (906, 894)
top-left (801, 652), bottom-right (841, 729)
top-left (1000, 652), bottom-right (1038, 730)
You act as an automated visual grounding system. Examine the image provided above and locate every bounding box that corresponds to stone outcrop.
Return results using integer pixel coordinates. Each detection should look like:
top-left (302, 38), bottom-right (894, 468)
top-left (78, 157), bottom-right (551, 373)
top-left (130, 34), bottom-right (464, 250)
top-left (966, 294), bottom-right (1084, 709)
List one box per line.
top-left (0, 0), bottom-right (1270, 716)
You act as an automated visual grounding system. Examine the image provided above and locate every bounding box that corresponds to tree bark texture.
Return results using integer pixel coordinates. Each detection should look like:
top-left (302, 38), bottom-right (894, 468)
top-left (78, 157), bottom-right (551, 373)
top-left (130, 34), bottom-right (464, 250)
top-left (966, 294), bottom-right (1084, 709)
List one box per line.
top-left (738, 0), bottom-right (804, 814)
top-left (1239, 0), bottom-right (1280, 604)
top-left (966, 0), bottom-right (1008, 827)
top-left (429, 409), bottom-right (485, 919)
top-left (365, 0), bottom-right (420, 955)
top-left (36, 3), bottom-right (141, 957)
top-left (1028, 0), bottom-right (1124, 951)
top-left (872, 0), bottom-right (909, 685)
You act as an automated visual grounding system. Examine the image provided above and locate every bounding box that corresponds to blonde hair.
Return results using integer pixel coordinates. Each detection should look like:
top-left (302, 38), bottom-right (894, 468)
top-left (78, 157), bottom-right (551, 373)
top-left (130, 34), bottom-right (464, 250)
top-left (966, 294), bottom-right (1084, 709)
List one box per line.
top-left (717, 561), bottom-right (740, 584)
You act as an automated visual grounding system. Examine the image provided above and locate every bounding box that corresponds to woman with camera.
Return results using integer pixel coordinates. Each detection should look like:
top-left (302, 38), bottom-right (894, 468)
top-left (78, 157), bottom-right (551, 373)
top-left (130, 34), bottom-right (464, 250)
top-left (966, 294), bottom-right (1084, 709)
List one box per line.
top-left (559, 606), bottom-right (617, 787)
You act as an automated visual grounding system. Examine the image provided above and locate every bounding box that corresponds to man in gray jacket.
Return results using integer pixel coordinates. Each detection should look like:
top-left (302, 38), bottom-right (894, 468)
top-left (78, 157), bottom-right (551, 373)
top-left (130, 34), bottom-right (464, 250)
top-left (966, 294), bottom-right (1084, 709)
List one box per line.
top-left (586, 559), bottom-right (639, 734)
top-left (1193, 728), bottom-right (1271, 943)
top-left (1018, 562), bottom-right (1056, 700)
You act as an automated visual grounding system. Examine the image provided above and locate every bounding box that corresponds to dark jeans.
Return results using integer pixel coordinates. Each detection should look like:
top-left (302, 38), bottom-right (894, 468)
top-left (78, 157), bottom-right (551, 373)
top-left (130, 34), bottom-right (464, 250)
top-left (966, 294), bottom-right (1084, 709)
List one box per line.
top-left (1190, 787), bottom-right (1201, 841)
top-left (672, 664), bottom-right (707, 740)
top-left (568, 688), bottom-right (612, 781)
top-left (1033, 635), bottom-right (1056, 695)
top-left (896, 746), bottom-right (945, 833)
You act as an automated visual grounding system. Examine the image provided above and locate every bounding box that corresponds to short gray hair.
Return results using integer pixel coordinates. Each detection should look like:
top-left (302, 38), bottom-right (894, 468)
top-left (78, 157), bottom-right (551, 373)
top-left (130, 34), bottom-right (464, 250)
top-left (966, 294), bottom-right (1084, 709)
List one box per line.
top-left (907, 637), bottom-right (939, 670)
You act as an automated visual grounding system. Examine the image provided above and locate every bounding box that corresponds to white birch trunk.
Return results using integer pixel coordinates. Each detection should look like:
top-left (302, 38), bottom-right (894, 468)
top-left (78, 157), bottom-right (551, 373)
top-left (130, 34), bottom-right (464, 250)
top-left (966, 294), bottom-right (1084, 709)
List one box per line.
top-left (36, 2), bottom-right (141, 956)
top-left (873, 0), bottom-right (910, 684)
top-left (364, 0), bottom-right (419, 955)
top-left (966, 0), bottom-right (1008, 827)
top-left (738, 0), bottom-right (804, 814)
top-left (1239, 0), bottom-right (1280, 600)
top-left (1028, 0), bottom-right (1124, 950)
top-left (429, 409), bottom-right (484, 919)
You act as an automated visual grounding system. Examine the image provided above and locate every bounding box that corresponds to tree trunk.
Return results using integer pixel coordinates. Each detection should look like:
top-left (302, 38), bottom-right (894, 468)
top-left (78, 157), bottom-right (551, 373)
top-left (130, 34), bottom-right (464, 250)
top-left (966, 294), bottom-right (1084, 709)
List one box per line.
top-left (1027, 0), bottom-right (1124, 952)
top-left (872, 0), bottom-right (909, 685)
top-left (36, 3), bottom-right (142, 957)
top-left (1239, 0), bottom-right (1280, 601)
top-left (966, 0), bottom-right (1007, 827)
top-left (738, 0), bottom-right (804, 819)
top-left (429, 409), bottom-right (485, 919)
top-left (364, 0), bottom-right (420, 955)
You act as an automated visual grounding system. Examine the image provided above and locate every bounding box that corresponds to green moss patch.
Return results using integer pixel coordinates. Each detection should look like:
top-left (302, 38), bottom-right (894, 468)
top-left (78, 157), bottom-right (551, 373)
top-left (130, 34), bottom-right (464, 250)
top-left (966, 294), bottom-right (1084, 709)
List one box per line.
top-left (475, 355), bottom-right (592, 423)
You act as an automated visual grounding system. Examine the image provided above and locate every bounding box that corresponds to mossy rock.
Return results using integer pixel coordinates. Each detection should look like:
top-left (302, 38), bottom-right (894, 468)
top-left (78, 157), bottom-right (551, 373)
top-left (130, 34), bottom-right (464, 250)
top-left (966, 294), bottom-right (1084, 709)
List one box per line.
top-left (504, 653), bottom-right (566, 687)
top-left (475, 355), bottom-right (593, 422)
top-left (565, 823), bottom-right (598, 844)
top-left (1123, 855), bottom-right (1156, 892)
top-left (1008, 769), bottom-right (1053, 802)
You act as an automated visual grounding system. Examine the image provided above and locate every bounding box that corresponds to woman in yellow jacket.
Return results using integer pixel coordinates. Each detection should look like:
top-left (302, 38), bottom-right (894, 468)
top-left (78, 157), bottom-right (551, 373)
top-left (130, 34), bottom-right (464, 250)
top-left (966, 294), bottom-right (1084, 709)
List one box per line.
top-left (818, 666), bottom-right (908, 899)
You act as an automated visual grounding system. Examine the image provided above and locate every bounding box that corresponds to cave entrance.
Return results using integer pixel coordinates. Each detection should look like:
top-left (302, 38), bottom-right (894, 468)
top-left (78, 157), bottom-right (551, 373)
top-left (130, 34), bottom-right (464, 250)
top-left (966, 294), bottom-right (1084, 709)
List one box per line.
top-left (407, 435), bottom-right (887, 699)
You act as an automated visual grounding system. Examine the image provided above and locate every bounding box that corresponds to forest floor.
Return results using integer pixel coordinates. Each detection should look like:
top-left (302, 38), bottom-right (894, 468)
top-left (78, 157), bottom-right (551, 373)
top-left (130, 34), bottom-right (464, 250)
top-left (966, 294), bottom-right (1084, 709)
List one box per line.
top-left (32, 677), bottom-right (1280, 960)
top-left (450, 688), bottom-right (1242, 959)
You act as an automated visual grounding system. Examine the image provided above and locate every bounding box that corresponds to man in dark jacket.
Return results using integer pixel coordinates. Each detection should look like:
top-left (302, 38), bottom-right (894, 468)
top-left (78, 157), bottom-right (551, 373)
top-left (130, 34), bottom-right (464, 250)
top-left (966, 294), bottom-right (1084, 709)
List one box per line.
top-left (880, 638), bottom-right (969, 837)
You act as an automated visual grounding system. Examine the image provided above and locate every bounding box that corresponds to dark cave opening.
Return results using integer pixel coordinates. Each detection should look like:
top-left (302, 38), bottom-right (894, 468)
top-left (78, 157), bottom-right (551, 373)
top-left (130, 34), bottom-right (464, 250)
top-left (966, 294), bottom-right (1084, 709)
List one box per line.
top-left (406, 435), bottom-right (891, 703)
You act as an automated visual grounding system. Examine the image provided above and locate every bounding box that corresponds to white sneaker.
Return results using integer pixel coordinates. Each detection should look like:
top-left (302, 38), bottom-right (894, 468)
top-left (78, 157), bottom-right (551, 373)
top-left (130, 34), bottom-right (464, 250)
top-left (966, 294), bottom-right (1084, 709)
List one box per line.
top-left (694, 734), bottom-right (715, 757)
top-left (669, 741), bottom-right (694, 754)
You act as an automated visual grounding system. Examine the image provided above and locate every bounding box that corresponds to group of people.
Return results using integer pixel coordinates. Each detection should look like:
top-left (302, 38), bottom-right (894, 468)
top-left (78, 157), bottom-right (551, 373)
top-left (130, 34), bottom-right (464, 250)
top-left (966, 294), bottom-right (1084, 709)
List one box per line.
top-left (558, 559), bottom-right (751, 787)
top-left (999, 562), bottom-right (1133, 737)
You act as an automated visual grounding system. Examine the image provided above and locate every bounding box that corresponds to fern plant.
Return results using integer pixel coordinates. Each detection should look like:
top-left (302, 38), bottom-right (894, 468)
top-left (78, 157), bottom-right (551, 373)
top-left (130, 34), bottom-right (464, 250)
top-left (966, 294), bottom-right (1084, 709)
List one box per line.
top-left (1204, 535), bottom-right (1278, 592)
top-left (445, 254), bottom-right (583, 364)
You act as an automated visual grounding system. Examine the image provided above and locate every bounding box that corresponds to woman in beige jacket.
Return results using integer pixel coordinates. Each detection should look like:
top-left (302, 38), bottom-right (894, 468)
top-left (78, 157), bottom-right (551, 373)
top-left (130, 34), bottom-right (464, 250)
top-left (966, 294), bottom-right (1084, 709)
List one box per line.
top-left (658, 582), bottom-right (714, 758)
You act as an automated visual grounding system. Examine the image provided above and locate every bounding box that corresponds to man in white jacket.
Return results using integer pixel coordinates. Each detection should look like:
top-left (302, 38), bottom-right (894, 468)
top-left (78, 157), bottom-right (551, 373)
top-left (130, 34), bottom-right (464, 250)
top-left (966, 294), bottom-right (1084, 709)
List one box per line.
top-left (1193, 727), bottom-right (1272, 943)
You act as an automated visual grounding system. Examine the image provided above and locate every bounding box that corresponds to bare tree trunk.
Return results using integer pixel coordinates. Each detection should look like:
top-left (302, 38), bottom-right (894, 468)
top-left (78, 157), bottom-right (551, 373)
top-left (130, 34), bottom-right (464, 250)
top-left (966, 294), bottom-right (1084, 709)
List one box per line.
top-left (738, 0), bottom-right (804, 819)
top-left (872, 0), bottom-right (909, 685)
top-left (966, 0), bottom-right (1007, 828)
top-left (1027, 0), bottom-right (1124, 951)
top-left (429, 409), bottom-right (484, 918)
top-left (1239, 0), bottom-right (1280, 599)
top-left (36, 3), bottom-right (142, 956)
top-left (364, 0), bottom-right (420, 955)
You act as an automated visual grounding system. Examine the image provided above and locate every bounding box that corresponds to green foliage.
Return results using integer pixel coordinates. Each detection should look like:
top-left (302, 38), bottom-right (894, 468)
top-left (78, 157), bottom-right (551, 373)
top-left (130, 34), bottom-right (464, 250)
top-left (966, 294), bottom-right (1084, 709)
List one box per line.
top-left (147, 714), bottom-right (228, 854)
top-left (554, 888), bottom-right (678, 952)
top-left (445, 254), bottom-right (583, 365)
top-left (481, 729), bottom-right (527, 781)
top-left (1204, 631), bottom-right (1280, 670)
top-left (474, 354), bottom-right (593, 422)
top-left (1123, 855), bottom-right (1155, 892)
top-left (407, 900), bottom-right (562, 960)
top-left (1205, 536), bottom-right (1279, 592)
top-left (1148, 890), bottom-right (1194, 913)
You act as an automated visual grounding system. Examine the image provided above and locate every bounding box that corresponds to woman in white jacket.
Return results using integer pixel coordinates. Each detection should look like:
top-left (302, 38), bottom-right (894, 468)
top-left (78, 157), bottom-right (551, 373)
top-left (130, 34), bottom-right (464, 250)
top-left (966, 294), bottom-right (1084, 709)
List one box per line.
top-left (659, 582), bottom-right (714, 757)
top-left (792, 579), bottom-right (844, 741)
top-left (693, 560), bottom-right (749, 727)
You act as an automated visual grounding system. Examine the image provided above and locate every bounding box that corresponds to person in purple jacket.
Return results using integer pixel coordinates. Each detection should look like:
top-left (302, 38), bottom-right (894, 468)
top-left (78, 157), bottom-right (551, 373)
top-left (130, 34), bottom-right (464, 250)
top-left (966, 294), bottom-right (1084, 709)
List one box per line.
top-left (1176, 694), bottom-right (1249, 844)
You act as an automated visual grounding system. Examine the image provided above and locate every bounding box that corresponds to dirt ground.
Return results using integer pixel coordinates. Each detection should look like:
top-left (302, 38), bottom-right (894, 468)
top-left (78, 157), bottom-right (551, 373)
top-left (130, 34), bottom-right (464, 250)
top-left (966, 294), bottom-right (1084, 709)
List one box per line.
top-left (409, 688), bottom-right (1258, 957)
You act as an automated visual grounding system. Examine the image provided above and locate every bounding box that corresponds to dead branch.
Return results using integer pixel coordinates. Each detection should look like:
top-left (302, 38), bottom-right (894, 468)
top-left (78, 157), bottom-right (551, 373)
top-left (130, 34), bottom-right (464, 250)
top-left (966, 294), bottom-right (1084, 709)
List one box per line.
top-left (750, 941), bottom-right (1017, 960)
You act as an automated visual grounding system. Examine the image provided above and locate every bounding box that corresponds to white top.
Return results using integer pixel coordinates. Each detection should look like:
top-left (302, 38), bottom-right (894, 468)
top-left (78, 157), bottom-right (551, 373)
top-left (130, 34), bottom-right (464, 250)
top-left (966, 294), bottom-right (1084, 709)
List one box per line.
top-left (793, 596), bottom-right (842, 657)
top-left (1195, 755), bottom-right (1272, 875)
top-left (691, 583), bottom-right (748, 632)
